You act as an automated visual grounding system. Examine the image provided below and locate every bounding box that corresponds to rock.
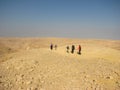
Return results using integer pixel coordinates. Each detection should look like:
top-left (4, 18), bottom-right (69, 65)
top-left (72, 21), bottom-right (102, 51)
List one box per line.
top-left (93, 80), bottom-right (95, 82)
top-left (0, 81), bottom-right (2, 84)
top-left (106, 76), bottom-right (113, 79)
top-left (34, 88), bottom-right (38, 90)
top-left (21, 74), bottom-right (24, 77)
top-left (106, 76), bottom-right (110, 79)
top-left (21, 81), bottom-right (24, 84)
top-left (8, 48), bottom-right (11, 51)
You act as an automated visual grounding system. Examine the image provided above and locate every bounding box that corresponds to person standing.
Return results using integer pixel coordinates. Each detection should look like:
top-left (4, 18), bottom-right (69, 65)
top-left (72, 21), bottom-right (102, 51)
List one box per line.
top-left (71, 45), bottom-right (75, 54)
top-left (78, 45), bottom-right (81, 54)
top-left (55, 45), bottom-right (57, 50)
top-left (66, 46), bottom-right (69, 53)
top-left (50, 43), bottom-right (53, 50)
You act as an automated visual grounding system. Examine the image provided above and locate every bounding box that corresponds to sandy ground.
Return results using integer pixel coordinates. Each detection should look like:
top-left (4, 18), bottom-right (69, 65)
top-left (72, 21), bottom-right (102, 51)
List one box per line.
top-left (0, 38), bottom-right (120, 90)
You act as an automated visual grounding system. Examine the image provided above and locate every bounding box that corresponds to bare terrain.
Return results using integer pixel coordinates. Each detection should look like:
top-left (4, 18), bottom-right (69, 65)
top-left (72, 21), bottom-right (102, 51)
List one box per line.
top-left (0, 38), bottom-right (120, 90)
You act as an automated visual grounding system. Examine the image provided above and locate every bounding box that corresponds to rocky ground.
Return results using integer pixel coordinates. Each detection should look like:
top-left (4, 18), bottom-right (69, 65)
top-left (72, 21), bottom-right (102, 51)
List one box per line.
top-left (0, 38), bottom-right (120, 90)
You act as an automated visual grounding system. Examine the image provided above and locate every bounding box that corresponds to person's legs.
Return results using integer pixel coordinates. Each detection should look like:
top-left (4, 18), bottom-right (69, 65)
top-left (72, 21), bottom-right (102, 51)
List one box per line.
top-left (71, 49), bottom-right (74, 53)
top-left (78, 50), bottom-right (81, 54)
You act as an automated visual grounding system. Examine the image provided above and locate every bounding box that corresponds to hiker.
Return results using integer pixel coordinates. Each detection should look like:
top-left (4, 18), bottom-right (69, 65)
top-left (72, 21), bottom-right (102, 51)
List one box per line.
top-left (66, 46), bottom-right (69, 53)
top-left (71, 45), bottom-right (75, 54)
top-left (55, 45), bottom-right (57, 50)
top-left (78, 45), bottom-right (81, 54)
top-left (50, 43), bottom-right (53, 50)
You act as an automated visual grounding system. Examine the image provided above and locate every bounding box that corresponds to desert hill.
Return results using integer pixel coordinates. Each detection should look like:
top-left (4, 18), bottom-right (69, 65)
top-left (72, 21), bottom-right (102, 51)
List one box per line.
top-left (0, 38), bottom-right (120, 90)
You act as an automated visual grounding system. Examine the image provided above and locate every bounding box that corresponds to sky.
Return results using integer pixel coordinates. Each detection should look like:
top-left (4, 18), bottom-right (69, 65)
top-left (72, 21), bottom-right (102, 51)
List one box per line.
top-left (0, 0), bottom-right (120, 39)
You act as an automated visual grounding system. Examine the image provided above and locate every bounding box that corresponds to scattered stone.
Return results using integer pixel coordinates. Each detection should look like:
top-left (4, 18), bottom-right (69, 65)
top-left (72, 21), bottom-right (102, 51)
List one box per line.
top-left (0, 81), bottom-right (2, 84)
top-left (21, 74), bottom-right (24, 77)
top-left (93, 80), bottom-right (95, 82)
top-left (8, 48), bottom-right (11, 51)
top-left (34, 88), bottom-right (38, 90)
top-left (106, 76), bottom-right (110, 79)
top-left (116, 81), bottom-right (119, 84)
top-left (21, 81), bottom-right (24, 84)
top-left (114, 71), bottom-right (119, 76)
top-left (106, 76), bottom-right (113, 79)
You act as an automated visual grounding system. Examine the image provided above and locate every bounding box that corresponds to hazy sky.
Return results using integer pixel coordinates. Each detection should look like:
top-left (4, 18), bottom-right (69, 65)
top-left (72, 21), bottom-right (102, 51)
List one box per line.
top-left (0, 0), bottom-right (120, 39)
